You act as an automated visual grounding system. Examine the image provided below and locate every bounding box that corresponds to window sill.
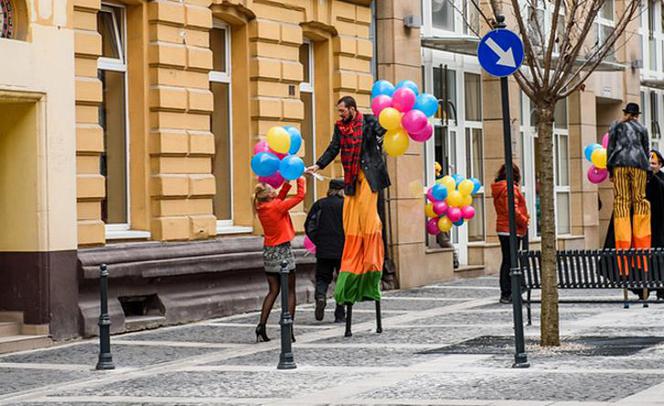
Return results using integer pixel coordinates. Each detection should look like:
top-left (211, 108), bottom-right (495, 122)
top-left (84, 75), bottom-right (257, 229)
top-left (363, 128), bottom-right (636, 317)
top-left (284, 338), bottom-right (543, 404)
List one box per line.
top-left (216, 225), bottom-right (253, 235)
top-left (426, 247), bottom-right (455, 255)
top-left (105, 230), bottom-right (151, 241)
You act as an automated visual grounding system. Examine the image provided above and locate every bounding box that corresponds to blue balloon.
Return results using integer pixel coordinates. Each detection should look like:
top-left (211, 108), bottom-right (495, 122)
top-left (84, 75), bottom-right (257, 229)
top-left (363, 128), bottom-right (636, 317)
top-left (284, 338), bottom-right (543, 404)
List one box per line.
top-left (414, 93), bottom-right (438, 117)
top-left (396, 80), bottom-right (419, 96)
top-left (251, 152), bottom-right (280, 177)
top-left (471, 177), bottom-right (482, 195)
top-left (453, 218), bottom-right (465, 226)
top-left (431, 183), bottom-right (448, 201)
top-left (453, 173), bottom-right (465, 186)
top-left (279, 155), bottom-right (305, 180)
top-left (284, 126), bottom-right (303, 155)
top-left (371, 80), bottom-right (395, 98)
top-left (584, 143), bottom-right (602, 162)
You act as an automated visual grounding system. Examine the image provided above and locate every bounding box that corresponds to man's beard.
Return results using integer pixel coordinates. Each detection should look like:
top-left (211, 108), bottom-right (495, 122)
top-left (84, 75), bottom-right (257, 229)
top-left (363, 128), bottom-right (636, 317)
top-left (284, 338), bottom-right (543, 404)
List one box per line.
top-left (342, 111), bottom-right (355, 123)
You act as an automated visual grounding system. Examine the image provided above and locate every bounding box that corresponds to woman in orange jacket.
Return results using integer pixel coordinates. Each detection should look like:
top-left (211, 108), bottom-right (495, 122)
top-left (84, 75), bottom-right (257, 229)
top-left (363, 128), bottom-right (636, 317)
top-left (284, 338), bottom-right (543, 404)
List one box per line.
top-left (254, 177), bottom-right (306, 342)
top-left (491, 164), bottom-right (530, 304)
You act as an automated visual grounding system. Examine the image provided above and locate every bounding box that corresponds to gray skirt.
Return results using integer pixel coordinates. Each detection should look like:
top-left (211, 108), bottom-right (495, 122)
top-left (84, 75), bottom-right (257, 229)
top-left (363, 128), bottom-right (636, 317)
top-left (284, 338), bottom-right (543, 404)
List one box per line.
top-left (263, 242), bottom-right (296, 273)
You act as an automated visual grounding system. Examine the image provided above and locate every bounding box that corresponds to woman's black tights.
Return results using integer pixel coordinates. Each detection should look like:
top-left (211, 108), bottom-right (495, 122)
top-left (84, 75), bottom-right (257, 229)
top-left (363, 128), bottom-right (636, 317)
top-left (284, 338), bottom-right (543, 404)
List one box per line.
top-left (259, 272), bottom-right (296, 324)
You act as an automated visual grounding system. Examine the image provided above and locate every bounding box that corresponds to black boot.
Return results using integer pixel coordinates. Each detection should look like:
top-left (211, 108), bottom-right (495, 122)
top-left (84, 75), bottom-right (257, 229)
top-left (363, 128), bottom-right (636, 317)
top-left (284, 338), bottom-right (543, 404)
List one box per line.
top-left (334, 304), bottom-right (346, 323)
top-left (315, 296), bottom-right (326, 321)
top-left (255, 323), bottom-right (270, 342)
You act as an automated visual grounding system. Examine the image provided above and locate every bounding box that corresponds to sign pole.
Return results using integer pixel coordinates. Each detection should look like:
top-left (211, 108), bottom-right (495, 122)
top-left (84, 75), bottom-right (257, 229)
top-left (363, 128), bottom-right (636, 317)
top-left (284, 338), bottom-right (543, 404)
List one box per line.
top-left (493, 15), bottom-right (529, 369)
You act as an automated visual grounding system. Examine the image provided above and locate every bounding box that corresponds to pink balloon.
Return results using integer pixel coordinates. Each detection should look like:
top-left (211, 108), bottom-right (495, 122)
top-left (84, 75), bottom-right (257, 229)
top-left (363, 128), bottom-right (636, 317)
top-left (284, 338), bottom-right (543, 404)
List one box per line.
top-left (371, 95), bottom-right (393, 117)
top-left (258, 172), bottom-right (285, 188)
top-left (426, 187), bottom-right (436, 203)
top-left (254, 140), bottom-right (270, 155)
top-left (433, 201), bottom-right (448, 216)
top-left (402, 110), bottom-right (428, 134)
top-left (601, 133), bottom-right (609, 149)
top-left (409, 121), bottom-right (433, 142)
top-left (447, 206), bottom-right (462, 223)
top-left (587, 165), bottom-right (608, 184)
top-left (303, 235), bottom-right (317, 255)
top-left (461, 205), bottom-right (476, 220)
top-left (426, 218), bottom-right (441, 235)
top-left (392, 87), bottom-right (416, 112)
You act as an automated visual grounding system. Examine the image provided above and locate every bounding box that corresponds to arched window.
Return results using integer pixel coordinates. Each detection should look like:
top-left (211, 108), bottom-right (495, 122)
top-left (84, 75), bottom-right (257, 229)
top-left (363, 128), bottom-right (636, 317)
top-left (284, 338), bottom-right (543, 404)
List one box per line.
top-left (1, 0), bottom-right (15, 39)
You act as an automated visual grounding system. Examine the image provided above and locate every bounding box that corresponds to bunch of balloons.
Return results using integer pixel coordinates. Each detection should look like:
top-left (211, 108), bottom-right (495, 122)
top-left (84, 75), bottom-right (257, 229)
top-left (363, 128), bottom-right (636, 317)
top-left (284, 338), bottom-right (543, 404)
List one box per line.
top-left (251, 126), bottom-right (305, 188)
top-left (425, 174), bottom-right (482, 234)
top-left (585, 133), bottom-right (609, 184)
top-left (371, 79), bottom-right (438, 157)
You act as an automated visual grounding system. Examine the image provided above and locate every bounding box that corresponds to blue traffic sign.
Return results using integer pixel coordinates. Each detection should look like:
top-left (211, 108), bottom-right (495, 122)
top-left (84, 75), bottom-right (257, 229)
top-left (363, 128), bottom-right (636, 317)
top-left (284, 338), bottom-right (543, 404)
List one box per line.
top-left (478, 29), bottom-right (524, 78)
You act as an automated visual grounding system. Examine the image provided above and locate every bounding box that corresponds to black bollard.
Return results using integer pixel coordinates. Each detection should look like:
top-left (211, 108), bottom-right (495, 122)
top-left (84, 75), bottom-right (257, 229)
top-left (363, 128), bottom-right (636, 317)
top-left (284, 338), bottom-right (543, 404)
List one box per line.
top-left (96, 264), bottom-right (115, 370)
top-left (277, 260), bottom-right (296, 370)
top-left (344, 304), bottom-right (353, 337)
top-left (375, 300), bottom-right (383, 333)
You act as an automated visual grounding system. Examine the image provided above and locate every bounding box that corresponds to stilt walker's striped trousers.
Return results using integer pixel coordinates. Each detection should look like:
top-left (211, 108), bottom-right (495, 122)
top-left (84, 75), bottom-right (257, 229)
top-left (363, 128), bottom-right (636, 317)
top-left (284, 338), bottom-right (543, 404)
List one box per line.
top-left (612, 167), bottom-right (651, 274)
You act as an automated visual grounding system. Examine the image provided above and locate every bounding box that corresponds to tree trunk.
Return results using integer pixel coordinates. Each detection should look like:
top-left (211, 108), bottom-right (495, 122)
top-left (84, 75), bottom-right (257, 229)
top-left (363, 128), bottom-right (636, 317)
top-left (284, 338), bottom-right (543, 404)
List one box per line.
top-left (536, 106), bottom-right (560, 346)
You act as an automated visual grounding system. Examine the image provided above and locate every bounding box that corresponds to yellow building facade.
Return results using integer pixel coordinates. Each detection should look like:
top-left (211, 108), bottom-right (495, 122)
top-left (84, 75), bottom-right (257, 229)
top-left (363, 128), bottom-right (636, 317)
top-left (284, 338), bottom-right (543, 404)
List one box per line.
top-left (1, 0), bottom-right (379, 341)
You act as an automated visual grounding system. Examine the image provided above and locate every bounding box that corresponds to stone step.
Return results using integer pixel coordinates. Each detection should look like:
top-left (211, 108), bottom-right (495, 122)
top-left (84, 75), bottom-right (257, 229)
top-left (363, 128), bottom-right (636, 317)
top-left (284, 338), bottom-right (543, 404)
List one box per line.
top-left (0, 335), bottom-right (51, 354)
top-left (454, 264), bottom-right (486, 278)
top-left (124, 315), bottom-right (167, 332)
top-left (0, 321), bottom-right (20, 337)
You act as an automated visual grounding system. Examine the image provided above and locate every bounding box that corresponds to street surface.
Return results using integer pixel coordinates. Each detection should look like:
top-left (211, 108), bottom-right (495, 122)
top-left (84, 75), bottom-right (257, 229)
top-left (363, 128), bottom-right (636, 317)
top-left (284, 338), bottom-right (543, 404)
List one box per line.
top-left (1, 276), bottom-right (664, 405)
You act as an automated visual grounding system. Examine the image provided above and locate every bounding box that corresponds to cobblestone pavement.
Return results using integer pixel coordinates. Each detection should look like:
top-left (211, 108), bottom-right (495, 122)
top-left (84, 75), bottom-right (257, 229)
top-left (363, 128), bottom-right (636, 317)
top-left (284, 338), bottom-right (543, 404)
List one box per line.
top-left (1, 276), bottom-right (664, 405)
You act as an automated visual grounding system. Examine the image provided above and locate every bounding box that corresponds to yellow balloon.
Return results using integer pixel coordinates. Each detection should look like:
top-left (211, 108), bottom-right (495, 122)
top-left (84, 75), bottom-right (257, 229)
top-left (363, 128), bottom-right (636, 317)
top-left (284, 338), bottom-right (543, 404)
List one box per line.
top-left (441, 176), bottom-right (456, 193)
top-left (379, 107), bottom-right (402, 131)
top-left (384, 128), bottom-right (410, 157)
top-left (458, 179), bottom-right (474, 196)
top-left (462, 194), bottom-right (473, 207)
top-left (425, 203), bottom-right (437, 218)
top-left (438, 216), bottom-right (453, 232)
top-left (266, 126), bottom-right (290, 154)
top-left (447, 190), bottom-right (463, 207)
top-left (591, 148), bottom-right (607, 169)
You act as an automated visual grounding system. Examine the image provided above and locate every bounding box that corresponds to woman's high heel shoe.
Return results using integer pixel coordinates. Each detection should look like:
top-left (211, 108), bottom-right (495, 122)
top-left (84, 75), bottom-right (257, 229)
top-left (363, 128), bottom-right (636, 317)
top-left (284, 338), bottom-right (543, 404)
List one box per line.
top-left (255, 323), bottom-right (270, 342)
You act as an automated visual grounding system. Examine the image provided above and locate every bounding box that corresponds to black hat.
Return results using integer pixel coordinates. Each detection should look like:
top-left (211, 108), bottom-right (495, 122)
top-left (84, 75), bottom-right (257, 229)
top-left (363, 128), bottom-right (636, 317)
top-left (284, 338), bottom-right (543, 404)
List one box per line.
top-left (623, 102), bottom-right (641, 115)
top-left (329, 179), bottom-right (345, 190)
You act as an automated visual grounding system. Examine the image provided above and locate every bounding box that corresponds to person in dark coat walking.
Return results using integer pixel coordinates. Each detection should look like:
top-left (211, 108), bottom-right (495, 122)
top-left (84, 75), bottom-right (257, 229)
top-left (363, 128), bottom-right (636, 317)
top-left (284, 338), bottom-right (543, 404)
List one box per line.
top-left (304, 179), bottom-right (347, 322)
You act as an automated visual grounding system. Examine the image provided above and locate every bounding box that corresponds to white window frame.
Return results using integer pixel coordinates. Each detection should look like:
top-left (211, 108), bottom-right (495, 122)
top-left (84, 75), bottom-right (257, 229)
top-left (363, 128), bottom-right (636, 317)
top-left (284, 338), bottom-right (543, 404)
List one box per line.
top-left (642, 0), bottom-right (664, 77)
top-left (422, 0), bottom-right (480, 37)
top-left (422, 47), bottom-right (484, 263)
top-left (595, 0), bottom-right (615, 61)
top-left (641, 88), bottom-right (663, 151)
top-left (210, 20), bottom-right (246, 234)
top-left (99, 3), bottom-right (142, 239)
top-left (519, 94), bottom-right (571, 238)
top-left (300, 39), bottom-right (317, 203)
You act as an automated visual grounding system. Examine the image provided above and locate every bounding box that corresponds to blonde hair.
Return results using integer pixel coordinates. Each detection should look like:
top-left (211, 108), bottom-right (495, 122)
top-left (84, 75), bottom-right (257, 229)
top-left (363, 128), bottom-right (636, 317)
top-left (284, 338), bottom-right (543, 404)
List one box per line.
top-left (253, 182), bottom-right (274, 212)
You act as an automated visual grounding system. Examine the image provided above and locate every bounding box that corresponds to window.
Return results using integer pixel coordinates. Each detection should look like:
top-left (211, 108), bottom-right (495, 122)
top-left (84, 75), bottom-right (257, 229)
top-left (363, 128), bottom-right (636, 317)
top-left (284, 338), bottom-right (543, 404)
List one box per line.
top-left (98, 4), bottom-right (129, 228)
top-left (1, 0), bottom-right (14, 38)
top-left (642, 89), bottom-right (663, 151)
top-left (431, 0), bottom-right (454, 31)
top-left (464, 73), bottom-right (484, 242)
top-left (462, 0), bottom-right (480, 35)
top-left (520, 94), bottom-right (570, 236)
top-left (554, 99), bottom-right (570, 235)
top-left (210, 21), bottom-right (233, 224)
top-left (595, 0), bottom-right (615, 61)
top-left (300, 41), bottom-right (316, 209)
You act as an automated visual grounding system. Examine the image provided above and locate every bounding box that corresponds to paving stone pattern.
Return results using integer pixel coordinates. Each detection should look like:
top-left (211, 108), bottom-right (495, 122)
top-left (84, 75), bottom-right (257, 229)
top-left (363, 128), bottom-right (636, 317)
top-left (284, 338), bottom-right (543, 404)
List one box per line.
top-left (1, 275), bottom-right (664, 405)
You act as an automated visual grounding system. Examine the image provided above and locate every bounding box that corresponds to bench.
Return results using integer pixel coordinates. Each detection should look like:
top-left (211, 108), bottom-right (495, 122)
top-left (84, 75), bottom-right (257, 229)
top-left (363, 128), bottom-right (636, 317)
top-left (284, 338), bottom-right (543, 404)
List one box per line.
top-left (518, 249), bottom-right (664, 325)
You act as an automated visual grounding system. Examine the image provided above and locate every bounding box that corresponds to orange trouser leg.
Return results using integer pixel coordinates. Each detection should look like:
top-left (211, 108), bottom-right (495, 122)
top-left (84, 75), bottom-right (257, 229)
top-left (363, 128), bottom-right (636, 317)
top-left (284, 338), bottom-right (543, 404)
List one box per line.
top-left (613, 167), bottom-right (632, 275)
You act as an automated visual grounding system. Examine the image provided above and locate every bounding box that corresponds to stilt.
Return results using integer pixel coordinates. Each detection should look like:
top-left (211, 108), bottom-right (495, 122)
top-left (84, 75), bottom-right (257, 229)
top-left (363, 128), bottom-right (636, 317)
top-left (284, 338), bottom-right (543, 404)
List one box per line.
top-left (375, 300), bottom-right (383, 333)
top-left (344, 303), bottom-right (353, 337)
top-left (623, 288), bottom-right (630, 309)
top-left (643, 288), bottom-right (649, 308)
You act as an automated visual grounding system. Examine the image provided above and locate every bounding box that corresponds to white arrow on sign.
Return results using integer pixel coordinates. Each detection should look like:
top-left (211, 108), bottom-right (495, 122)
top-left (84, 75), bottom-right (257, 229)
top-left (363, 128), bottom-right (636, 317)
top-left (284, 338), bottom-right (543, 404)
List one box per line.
top-left (485, 37), bottom-right (516, 68)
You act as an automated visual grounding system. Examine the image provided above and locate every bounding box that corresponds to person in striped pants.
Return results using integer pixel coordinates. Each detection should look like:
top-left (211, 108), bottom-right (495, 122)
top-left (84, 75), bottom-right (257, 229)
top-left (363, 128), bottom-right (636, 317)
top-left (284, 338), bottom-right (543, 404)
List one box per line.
top-left (607, 103), bottom-right (651, 269)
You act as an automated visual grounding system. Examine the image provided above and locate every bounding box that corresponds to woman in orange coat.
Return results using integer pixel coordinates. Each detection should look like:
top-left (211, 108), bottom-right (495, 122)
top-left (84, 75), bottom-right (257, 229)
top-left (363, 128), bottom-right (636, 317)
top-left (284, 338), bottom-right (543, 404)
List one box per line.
top-left (491, 164), bottom-right (530, 304)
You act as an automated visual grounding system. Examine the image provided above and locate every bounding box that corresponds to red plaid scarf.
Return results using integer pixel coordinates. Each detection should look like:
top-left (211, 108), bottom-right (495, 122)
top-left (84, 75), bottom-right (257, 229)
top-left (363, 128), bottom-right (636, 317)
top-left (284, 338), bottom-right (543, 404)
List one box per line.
top-left (337, 112), bottom-right (364, 189)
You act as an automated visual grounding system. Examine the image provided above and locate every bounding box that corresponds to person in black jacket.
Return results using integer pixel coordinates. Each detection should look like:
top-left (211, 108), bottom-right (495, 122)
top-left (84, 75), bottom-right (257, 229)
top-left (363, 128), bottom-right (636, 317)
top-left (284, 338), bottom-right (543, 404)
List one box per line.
top-left (305, 179), bottom-right (346, 322)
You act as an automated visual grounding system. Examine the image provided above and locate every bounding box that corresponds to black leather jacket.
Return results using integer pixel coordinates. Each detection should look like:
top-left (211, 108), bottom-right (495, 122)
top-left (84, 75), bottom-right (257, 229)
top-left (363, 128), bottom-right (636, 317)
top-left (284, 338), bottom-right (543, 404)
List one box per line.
top-left (607, 119), bottom-right (650, 173)
top-left (316, 115), bottom-right (391, 196)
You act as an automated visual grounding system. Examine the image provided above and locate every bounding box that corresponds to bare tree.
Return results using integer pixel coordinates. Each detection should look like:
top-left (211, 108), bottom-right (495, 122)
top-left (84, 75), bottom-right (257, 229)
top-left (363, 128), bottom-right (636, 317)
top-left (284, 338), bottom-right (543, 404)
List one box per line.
top-left (455, 0), bottom-right (642, 345)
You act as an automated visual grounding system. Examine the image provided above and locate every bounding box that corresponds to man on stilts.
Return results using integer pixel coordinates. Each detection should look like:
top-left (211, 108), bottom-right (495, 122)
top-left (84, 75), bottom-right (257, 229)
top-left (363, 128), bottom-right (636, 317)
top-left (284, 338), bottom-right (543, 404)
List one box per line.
top-left (306, 96), bottom-right (390, 334)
